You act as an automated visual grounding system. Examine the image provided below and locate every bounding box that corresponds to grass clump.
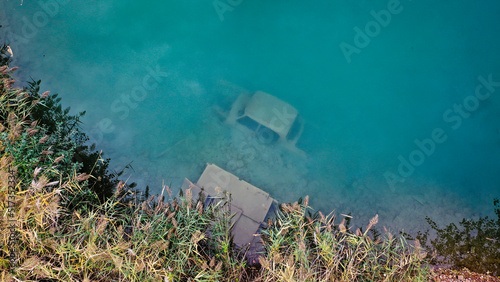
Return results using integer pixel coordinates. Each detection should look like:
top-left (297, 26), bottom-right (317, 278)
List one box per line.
top-left (258, 197), bottom-right (430, 281)
top-left (0, 171), bottom-right (249, 280)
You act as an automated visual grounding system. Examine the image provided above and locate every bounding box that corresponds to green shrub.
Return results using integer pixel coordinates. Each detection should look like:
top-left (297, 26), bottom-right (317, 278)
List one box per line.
top-left (0, 33), bottom-right (134, 211)
top-left (0, 41), bottom-right (12, 67)
top-left (23, 79), bottom-right (136, 205)
top-left (408, 198), bottom-right (500, 276)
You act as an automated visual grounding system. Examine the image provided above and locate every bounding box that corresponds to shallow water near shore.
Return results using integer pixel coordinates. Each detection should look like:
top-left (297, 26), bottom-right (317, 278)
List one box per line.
top-left (2, 0), bottom-right (500, 233)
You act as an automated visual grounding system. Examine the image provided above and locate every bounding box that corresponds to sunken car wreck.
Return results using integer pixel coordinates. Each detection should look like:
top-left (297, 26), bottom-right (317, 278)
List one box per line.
top-left (218, 87), bottom-right (306, 157)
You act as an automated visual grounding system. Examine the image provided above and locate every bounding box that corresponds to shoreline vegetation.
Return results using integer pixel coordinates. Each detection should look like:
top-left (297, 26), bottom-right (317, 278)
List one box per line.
top-left (1, 33), bottom-right (499, 281)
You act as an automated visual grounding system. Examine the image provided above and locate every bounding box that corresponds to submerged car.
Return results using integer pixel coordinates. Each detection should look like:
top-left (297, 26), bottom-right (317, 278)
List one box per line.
top-left (219, 88), bottom-right (306, 157)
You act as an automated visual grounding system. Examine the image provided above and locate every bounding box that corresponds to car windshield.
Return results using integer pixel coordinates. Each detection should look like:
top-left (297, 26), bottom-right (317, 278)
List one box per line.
top-left (286, 116), bottom-right (301, 141)
top-left (237, 116), bottom-right (259, 131)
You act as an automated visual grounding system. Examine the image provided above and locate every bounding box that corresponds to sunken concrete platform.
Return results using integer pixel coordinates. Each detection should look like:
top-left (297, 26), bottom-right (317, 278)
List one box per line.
top-left (181, 163), bottom-right (277, 262)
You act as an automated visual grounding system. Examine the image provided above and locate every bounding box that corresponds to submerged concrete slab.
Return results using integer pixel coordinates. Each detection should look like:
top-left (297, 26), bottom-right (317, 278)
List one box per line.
top-left (181, 164), bottom-right (277, 261)
top-left (197, 164), bottom-right (274, 224)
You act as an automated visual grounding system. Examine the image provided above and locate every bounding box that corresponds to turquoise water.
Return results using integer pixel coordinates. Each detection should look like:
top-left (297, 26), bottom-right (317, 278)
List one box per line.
top-left (2, 0), bottom-right (500, 233)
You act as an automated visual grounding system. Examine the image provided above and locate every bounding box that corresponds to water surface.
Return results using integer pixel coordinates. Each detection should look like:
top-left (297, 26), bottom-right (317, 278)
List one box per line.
top-left (2, 0), bottom-right (500, 233)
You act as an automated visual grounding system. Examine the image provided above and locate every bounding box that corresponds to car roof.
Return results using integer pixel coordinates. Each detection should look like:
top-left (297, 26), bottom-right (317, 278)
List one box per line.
top-left (244, 91), bottom-right (298, 137)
